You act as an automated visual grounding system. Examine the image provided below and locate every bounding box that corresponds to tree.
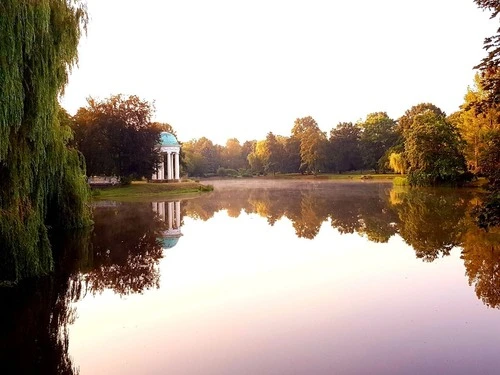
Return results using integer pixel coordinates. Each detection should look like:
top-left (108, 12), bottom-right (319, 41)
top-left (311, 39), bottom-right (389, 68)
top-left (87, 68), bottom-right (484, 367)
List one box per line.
top-left (0, 1), bottom-right (91, 282)
top-left (388, 152), bottom-right (406, 174)
top-left (150, 122), bottom-right (178, 137)
top-left (292, 116), bottom-right (327, 174)
top-left (73, 95), bottom-right (161, 182)
top-left (264, 132), bottom-right (285, 175)
top-left (328, 122), bottom-right (363, 172)
top-left (470, 1), bottom-right (500, 227)
top-left (247, 140), bottom-right (266, 174)
top-left (472, 0), bottom-right (500, 110)
top-left (221, 138), bottom-right (246, 170)
top-left (282, 136), bottom-right (301, 173)
top-left (182, 137), bottom-right (221, 176)
top-left (404, 109), bottom-right (468, 186)
top-left (452, 74), bottom-right (500, 173)
top-left (398, 103), bottom-right (447, 135)
top-left (359, 112), bottom-right (398, 172)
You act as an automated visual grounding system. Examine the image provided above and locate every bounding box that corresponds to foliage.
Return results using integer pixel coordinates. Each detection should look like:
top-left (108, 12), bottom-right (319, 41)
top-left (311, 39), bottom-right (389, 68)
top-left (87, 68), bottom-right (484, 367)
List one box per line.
top-left (473, 130), bottom-right (500, 228)
top-left (359, 112), bottom-right (398, 171)
top-left (217, 167), bottom-right (239, 177)
top-left (472, 0), bottom-right (500, 111)
top-left (389, 152), bottom-right (406, 174)
top-left (0, 0), bottom-right (91, 282)
top-left (247, 140), bottom-right (266, 174)
top-left (398, 103), bottom-right (447, 135)
top-left (328, 122), bottom-right (363, 172)
top-left (453, 74), bottom-right (500, 173)
top-left (292, 116), bottom-right (327, 174)
top-left (182, 137), bottom-right (221, 176)
top-left (221, 138), bottom-right (247, 170)
top-left (403, 108), bottom-right (468, 186)
top-left (72, 94), bottom-right (161, 182)
top-left (264, 132), bottom-right (285, 175)
top-left (393, 177), bottom-right (409, 186)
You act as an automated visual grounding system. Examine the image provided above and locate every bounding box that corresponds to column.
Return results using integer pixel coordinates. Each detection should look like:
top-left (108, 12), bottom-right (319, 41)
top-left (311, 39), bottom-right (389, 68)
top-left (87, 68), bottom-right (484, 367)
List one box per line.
top-left (159, 161), bottom-right (164, 180)
top-left (174, 152), bottom-right (180, 180)
top-left (169, 153), bottom-right (174, 180)
top-left (168, 201), bottom-right (174, 229)
top-left (175, 201), bottom-right (181, 229)
top-left (164, 152), bottom-right (170, 180)
top-left (159, 201), bottom-right (165, 221)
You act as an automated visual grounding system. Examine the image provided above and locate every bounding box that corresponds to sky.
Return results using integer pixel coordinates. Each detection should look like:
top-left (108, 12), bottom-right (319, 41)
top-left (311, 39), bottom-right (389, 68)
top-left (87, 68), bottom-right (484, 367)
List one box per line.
top-left (61, 0), bottom-right (498, 145)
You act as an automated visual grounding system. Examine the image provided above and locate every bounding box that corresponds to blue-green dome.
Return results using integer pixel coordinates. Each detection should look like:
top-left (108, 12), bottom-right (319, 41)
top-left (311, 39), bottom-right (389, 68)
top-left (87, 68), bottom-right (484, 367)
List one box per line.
top-left (160, 132), bottom-right (180, 147)
top-left (159, 236), bottom-right (179, 249)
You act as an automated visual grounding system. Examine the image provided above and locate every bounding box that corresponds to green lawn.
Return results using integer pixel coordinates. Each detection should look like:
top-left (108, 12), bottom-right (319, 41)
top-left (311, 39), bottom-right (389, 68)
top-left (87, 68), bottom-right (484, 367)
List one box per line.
top-left (92, 181), bottom-right (213, 201)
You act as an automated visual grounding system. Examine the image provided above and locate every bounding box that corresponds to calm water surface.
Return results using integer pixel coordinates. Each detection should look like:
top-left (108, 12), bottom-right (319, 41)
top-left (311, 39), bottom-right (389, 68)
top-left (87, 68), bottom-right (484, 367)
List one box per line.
top-left (2, 180), bottom-right (500, 374)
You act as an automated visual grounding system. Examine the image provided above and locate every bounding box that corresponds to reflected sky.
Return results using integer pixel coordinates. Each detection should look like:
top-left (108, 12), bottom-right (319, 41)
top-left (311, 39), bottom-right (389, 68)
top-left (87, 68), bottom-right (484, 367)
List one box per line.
top-left (66, 181), bottom-right (500, 375)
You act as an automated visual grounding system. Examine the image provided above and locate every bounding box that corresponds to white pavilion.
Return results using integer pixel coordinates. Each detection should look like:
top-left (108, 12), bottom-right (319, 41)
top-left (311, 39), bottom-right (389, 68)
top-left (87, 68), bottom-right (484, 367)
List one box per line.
top-left (151, 132), bottom-right (181, 182)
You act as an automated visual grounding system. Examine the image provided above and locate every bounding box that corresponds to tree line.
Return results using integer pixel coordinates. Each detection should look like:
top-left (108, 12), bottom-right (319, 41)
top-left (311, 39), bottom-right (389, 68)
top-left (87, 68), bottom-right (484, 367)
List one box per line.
top-left (73, 88), bottom-right (494, 187)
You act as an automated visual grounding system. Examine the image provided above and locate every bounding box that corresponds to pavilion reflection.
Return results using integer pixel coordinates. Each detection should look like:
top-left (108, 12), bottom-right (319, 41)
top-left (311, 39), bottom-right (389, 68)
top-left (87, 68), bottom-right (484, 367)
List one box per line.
top-left (152, 201), bottom-right (183, 249)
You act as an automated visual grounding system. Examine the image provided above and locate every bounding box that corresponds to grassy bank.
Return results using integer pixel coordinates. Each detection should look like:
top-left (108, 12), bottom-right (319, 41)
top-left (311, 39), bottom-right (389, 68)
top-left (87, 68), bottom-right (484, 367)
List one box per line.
top-left (92, 181), bottom-right (213, 201)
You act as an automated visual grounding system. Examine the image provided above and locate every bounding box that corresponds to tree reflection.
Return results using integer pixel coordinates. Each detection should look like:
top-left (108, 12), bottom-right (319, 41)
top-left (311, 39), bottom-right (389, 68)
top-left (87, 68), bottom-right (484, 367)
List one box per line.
top-left (462, 225), bottom-right (500, 308)
top-left (0, 200), bottom-right (180, 373)
top-left (0, 229), bottom-right (91, 374)
top-left (184, 183), bottom-right (398, 241)
top-left (83, 202), bottom-right (165, 295)
top-left (390, 188), bottom-right (470, 261)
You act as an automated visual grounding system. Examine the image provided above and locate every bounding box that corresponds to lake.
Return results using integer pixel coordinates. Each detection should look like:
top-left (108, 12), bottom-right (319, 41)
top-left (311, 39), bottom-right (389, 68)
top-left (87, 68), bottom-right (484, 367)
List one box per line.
top-left (1, 179), bottom-right (500, 374)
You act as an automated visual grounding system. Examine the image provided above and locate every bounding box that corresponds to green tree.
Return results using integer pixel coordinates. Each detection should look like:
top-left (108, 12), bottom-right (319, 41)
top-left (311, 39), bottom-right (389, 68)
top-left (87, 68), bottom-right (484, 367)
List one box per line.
top-left (474, 130), bottom-right (500, 228)
top-left (328, 122), bottom-right (363, 172)
top-left (404, 109), bottom-right (468, 186)
top-left (398, 103), bottom-right (447, 135)
top-left (472, 0), bottom-right (500, 110)
top-left (292, 116), bottom-right (327, 174)
top-left (264, 132), bottom-right (285, 175)
top-left (182, 137), bottom-right (221, 176)
top-left (359, 112), bottom-right (398, 171)
top-left (0, 1), bottom-right (91, 282)
top-left (247, 140), bottom-right (266, 174)
top-left (282, 136), bottom-right (301, 173)
top-left (388, 152), bottom-right (406, 174)
top-left (452, 74), bottom-right (500, 173)
top-left (73, 95), bottom-right (161, 182)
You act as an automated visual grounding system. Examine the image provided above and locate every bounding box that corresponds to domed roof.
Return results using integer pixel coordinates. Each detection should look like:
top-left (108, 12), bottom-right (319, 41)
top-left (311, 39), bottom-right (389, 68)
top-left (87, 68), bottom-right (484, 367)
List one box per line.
top-left (160, 132), bottom-right (180, 147)
top-left (159, 236), bottom-right (180, 249)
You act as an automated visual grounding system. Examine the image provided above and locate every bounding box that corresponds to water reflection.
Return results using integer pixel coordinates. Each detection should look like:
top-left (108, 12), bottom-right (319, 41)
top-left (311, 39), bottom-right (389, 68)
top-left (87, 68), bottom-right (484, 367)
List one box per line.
top-left (2, 185), bottom-right (500, 374)
top-left (153, 201), bottom-right (182, 249)
top-left (462, 224), bottom-right (500, 308)
top-left (185, 182), bottom-right (399, 242)
top-left (0, 230), bottom-right (88, 374)
top-left (184, 181), bottom-right (500, 308)
top-left (184, 183), bottom-right (473, 253)
top-left (0, 200), bottom-right (183, 373)
top-left (84, 202), bottom-right (166, 295)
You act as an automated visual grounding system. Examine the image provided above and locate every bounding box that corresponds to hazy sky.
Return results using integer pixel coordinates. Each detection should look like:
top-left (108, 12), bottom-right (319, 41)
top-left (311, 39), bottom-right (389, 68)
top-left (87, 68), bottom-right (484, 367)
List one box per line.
top-left (61, 0), bottom-right (497, 145)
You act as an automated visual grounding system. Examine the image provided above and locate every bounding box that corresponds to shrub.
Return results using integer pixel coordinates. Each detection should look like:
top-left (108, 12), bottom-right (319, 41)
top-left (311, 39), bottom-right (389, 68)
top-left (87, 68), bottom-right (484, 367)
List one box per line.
top-left (393, 177), bottom-right (409, 186)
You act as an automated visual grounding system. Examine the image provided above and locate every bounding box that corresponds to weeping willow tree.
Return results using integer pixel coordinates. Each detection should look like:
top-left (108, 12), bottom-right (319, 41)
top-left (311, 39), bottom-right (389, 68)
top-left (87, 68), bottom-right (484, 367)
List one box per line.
top-left (0, 1), bottom-right (91, 283)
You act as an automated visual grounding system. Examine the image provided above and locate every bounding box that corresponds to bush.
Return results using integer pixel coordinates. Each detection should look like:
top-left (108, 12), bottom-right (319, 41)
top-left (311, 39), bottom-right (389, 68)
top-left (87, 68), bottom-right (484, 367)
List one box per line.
top-left (393, 177), bottom-right (409, 186)
top-left (199, 184), bottom-right (214, 192)
top-left (217, 167), bottom-right (239, 177)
